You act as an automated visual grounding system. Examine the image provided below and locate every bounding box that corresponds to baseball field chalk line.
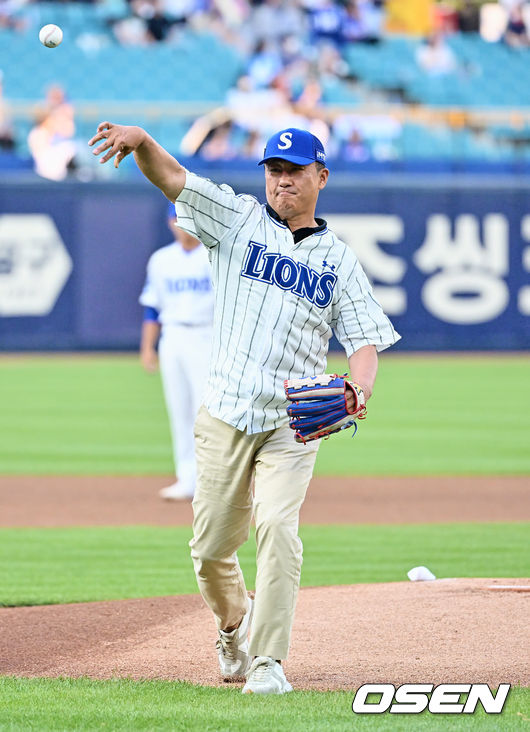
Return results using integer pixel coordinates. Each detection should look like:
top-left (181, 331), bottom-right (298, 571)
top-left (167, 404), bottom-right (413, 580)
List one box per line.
top-left (486, 585), bottom-right (530, 592)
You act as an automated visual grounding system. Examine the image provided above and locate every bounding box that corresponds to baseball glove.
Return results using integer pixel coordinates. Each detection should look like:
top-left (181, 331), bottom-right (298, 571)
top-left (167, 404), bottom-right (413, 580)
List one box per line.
top-left (284, 374), bottom-right (367, 444)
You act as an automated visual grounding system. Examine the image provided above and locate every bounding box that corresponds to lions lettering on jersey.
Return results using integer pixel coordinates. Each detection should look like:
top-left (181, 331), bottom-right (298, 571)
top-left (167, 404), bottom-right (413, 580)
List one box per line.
top-left (139, 241), bottom-right (214, 328)
top-left (241, 241), bottom-right (337, 308)
top-left (164, 276), bottom-right (212, 293)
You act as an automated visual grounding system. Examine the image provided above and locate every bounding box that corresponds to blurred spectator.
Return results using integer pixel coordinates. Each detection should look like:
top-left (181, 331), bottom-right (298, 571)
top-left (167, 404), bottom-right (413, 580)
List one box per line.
top-left (183, 59), bottom-right (334, 163)
top-left (333, 112), bottom-right (401, 161)
top-left (314, 40), bottom-right (349, 78)
top-left (226, 74), bottom-right (289, 130)
top-left (5, 0), bottom-right (392, 166)
top-left (247, 39), bottom-right (283, 88)
top-left (292, 76), bottom-right (324, 117)
top-left (279, 33), bottom-right (306, 68)
top-left (0, 71), bottom-right (15, 151)
top-left (180, 107), bottom-right (232, 156)
top-left (27, 85), bottom-right (77, 181)
top-left (199, 120), bottom-right (239, 159)
top-left (190, 4), bottom-right (248, 52)
top-left (240, 128), bottom-right (263, 158)
top-left (0, 0), bottom-right (27, 32)
top-left (163, 0), bottom-right (202, 22)
top-left (341, 0), bottom-right (384, 44)
top-left (456, 0), bottom-right (480, 33)
top-left (341, 128), bottom-right (370, 162)
top-left (415, 32), bottom-right (458, 76)
top-left (309, 0), bottom-right (343, 47)
top-left (246, 0), bottom-right (306, 46)
top-left (479, 1), bottom-right (511, 42)
top-left (359, 0), bottom-right (385, 41)
top-left (111, 0), bottom-right (179, 44)
top-left (503, 4), bottom-right (530, 48)
top-left (27, 110), bottom-right (77, 180)
top-left (116, 0), bottom-right (176, 43)
top-left (112, 13), bottom-right (148, 44)
top-left (44, 84), bottom-right (75, 129)
top-left (341, 0), bottom-right (365, 43)
top-left (145, 1), bottom-right (173, 41)
top-left (500, 0), bottom-right (526, 10)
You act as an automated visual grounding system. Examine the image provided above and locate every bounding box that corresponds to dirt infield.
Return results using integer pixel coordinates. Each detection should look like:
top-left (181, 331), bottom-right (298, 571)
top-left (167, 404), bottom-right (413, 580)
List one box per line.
top-left (1, 475), bottom-right (529, 690)
top-left (1, 475), bottom-right (529, 526)
top-left (1, 580), bottom-right (529, 688)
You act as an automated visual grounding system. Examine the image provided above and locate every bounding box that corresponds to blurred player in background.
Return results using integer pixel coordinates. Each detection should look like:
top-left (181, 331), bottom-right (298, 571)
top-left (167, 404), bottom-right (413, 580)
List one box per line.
top-left (139, 204), bottom-right (214, 500)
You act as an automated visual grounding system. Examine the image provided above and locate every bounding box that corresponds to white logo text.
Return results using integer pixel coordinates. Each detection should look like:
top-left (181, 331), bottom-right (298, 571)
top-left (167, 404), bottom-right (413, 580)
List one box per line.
top-left (352, 684), bottom-right (511, 715)
top-left (277, 132), bottom-right (293, 150)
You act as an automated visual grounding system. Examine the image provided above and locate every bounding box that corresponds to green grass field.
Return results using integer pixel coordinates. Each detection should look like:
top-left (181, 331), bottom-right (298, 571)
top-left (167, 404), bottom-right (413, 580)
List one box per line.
top-left (2, 518), bottom-right (528, 729)
top-left (0, 354), bottom-right (529, 475)
top-left (1, 354), bottom-right (528, 730)
top-left (1, 678), bottom-right (528, 731)
top-left (1, 523), bottom-right (528, 607)
top-left (1, 518), bottom-right (528, 730)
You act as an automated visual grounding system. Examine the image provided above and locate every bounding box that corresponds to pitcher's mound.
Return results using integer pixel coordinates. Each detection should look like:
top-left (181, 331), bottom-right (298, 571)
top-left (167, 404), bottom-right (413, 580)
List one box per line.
top-left (1, 579), bottom-right (528, 689)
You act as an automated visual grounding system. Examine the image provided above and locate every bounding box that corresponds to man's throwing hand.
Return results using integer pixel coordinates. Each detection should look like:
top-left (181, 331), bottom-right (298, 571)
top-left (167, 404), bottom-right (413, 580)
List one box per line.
top-left (88, 122), bottom-right (146, 168)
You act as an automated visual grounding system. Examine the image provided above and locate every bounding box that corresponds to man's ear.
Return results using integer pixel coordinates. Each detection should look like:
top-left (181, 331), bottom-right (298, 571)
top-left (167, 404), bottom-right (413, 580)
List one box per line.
top-left (318, 167), bottom-right (329, 190)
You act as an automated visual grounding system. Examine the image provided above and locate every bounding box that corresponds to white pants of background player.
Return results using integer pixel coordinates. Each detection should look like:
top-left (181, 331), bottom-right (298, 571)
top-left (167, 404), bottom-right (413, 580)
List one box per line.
top-left (158, 324), bottom-right (212, 497)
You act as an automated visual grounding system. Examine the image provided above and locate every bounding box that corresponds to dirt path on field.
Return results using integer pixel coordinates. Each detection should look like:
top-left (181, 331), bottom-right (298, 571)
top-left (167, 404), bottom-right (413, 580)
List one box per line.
top-left (1, 580), bottom-right (529, 689)
top-left (1, 474), bottom-right (529, 690)
top-left (1, 475), bottom-right (529, 527)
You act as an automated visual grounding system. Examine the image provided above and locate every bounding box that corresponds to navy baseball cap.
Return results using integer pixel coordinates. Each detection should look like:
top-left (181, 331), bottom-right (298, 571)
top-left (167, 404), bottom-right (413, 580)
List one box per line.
top-left (258, 128), bottom-right (326, 167)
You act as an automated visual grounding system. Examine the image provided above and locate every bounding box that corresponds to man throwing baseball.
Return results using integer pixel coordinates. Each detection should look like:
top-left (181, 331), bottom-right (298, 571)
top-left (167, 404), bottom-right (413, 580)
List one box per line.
top-left (89, 123), bottom-right (400, 694)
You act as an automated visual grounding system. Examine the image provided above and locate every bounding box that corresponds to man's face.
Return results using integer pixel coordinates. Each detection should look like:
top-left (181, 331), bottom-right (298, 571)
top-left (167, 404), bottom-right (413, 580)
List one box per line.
top-left (264, 159), bottom-right (328, 222)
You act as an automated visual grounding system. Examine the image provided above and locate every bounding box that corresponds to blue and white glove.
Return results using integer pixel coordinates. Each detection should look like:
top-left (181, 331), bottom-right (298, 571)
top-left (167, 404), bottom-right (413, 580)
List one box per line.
top-left (284, 374), bottom-right (367, 444)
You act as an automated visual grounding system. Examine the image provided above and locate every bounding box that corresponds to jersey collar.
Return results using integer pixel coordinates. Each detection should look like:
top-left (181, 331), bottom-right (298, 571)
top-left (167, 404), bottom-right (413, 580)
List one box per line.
top-left (266, 204), bottom-right (327, 243)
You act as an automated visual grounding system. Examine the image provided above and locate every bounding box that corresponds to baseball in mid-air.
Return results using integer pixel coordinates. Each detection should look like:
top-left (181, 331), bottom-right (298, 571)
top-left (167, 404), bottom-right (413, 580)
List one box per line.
top-left (39, 24), bottom-right (63, 48)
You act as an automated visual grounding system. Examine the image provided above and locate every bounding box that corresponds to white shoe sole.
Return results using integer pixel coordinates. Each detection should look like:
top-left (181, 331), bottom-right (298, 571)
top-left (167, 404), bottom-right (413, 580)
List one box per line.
top-left (242, 682), bottom-right (293, 694)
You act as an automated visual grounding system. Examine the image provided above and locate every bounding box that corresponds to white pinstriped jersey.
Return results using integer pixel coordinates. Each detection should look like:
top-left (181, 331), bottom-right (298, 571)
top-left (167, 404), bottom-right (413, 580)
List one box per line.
top-left (175, 171), bottom-right (400, 434)
top-left (139, 241), bottom-right (214, 327)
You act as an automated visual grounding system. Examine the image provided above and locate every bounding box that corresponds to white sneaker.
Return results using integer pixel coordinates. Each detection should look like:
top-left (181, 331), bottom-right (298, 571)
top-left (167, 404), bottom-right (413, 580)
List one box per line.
top-left (159, 482), bottom-right (194, 501)
top-left (242, 656), bottom-right (293, 694)
top-left (216, 597), bottom-right (253, 680)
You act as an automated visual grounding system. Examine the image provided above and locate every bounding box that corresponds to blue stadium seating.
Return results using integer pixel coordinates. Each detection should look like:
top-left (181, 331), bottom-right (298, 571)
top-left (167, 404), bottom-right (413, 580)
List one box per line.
top-left (345, 33), bottom-right (530, 108)
top-left (0, 24), bottom-right (243, 102)
top-left (1, 6), bottom-right (530, 165)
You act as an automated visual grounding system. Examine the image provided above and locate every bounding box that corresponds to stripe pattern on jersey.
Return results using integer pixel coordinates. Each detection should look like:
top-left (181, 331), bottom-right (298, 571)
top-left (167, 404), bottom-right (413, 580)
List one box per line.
top-left (175, 171), bottom-right (400, 434)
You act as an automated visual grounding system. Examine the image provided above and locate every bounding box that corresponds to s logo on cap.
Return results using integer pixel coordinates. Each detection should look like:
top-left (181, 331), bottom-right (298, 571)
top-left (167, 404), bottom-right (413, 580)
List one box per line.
top-left (277, 132), bottom-right (293, 150)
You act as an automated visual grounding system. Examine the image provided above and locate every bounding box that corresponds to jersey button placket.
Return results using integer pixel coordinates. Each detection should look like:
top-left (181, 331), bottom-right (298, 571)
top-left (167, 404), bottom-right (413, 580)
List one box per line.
top-left (247, 275), bottom-right (284, 432)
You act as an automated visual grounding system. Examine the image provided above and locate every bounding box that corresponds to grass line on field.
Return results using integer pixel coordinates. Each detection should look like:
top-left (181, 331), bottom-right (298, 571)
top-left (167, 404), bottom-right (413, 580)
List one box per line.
top-left (0, 523), bottom-right (528, 607)
top-left (0, 678), bottom-right (527, 732)
top-left (0, 354), bottom-right (529, 475)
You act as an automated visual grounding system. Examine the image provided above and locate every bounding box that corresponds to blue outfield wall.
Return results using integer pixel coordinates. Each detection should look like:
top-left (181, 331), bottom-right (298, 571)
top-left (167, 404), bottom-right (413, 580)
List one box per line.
top-left (0, 169), bottom-right (529, 351)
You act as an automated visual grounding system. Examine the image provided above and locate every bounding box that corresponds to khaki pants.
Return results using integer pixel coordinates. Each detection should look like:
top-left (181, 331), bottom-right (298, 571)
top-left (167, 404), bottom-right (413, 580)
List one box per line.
top-left (190, 405), bottom-right (319, 660)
